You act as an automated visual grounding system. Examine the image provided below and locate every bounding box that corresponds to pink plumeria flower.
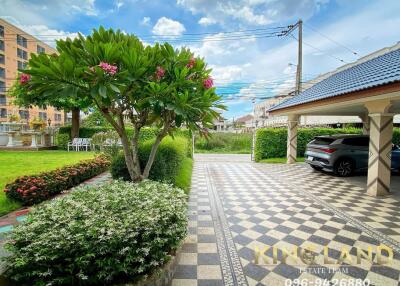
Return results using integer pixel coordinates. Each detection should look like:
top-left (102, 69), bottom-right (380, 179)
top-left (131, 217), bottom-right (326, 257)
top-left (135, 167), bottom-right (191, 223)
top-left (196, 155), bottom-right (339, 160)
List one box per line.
top-left (186, 57), bottom-right (196, 69)
top-left (20, 73), bottom-right (31, 84)
top-left (203, 77), bottom-right (214, 89)
top-left (155, 66), bottom-right (165, 80)
top-left (98, 62), bottom-right (118, 76)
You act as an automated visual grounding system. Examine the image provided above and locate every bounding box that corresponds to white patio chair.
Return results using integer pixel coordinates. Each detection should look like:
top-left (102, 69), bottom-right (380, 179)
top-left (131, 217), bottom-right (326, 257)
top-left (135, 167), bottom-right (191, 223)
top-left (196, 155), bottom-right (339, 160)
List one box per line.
top-left (80, 138), bottom-right (91, 151)
top-left (67, 138), bottom-right (80, 151)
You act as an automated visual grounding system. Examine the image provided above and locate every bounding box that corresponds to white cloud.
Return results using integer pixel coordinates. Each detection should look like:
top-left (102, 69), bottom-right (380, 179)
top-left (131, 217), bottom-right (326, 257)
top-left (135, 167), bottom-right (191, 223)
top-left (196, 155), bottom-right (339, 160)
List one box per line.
top-left (0, 0), bottom-right (97, 26)
top-left (141, 17), bottom-right (151, 26)
top-left (198, 17), bottom-right (217, 26)
top-left (2, 17), bottom-right (79, 47)
top-left (152, 17), bottom-right (186, 37)
top-left (177, 0), bottom-right (329, 26)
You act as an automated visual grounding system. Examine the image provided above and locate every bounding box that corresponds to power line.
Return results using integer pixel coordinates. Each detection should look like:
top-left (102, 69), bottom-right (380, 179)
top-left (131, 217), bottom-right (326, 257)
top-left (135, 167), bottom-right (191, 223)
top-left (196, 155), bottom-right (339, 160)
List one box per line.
top-left (2, 25), bottom-right (288, 38)
top-left (303, 23), bottom-right (359, 56)
top-left (289, 34), bottom-right (348, 64)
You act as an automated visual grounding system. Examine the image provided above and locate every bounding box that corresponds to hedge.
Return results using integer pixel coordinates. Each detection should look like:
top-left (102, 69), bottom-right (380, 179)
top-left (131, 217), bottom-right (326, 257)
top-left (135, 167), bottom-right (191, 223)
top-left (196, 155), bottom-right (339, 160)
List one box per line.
top-left (111, 137), bottom-right (192, 190)
top-left (4, 156), bottom-right (110, 205)
top-left (3, 180), bottom-right (187, 285)
top-left (254, 127), bottom-right (361, 161)
top-left (255, 127), bottom-right (400, 161)
top-left (57, 126), bottom-right (192, 151)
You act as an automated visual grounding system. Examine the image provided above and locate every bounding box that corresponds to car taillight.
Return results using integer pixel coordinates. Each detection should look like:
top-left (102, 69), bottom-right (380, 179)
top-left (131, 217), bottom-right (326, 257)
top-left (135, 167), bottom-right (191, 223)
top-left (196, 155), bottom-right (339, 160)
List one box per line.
top-left (319, 147), bottom-right (336, 153)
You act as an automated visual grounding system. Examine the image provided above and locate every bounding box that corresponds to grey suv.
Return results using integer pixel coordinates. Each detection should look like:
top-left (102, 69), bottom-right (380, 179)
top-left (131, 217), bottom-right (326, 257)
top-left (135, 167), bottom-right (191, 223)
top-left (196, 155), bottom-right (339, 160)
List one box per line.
top-left (305, 134), bottom-right (400, 176)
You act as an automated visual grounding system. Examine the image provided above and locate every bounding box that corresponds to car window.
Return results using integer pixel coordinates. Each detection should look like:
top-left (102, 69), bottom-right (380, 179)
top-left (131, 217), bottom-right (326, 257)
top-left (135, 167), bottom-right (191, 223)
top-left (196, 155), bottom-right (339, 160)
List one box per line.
top-left (312, 137), bottom-right (336, 145)
top-left (342, 137), bottom-right (369, 146)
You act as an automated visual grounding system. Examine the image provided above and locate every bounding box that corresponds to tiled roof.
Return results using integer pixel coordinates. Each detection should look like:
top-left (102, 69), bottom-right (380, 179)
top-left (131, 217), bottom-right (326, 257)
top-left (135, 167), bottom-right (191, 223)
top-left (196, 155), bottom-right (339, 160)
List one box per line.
top-left (269, 47), bottom-right (400, 112)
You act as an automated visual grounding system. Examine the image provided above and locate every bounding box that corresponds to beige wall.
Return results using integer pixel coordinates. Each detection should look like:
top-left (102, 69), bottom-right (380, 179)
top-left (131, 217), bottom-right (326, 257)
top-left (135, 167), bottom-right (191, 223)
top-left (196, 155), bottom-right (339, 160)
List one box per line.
top-left (0, 18), bottom-right (64, 126)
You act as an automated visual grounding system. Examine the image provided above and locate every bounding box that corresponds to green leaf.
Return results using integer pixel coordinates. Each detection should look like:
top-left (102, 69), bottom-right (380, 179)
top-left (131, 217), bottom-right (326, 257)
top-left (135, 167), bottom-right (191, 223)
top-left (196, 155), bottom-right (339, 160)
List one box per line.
top-left (99, 85), bottom-right (107, 98)
top-left (109, 84), bottom-right (120, 93)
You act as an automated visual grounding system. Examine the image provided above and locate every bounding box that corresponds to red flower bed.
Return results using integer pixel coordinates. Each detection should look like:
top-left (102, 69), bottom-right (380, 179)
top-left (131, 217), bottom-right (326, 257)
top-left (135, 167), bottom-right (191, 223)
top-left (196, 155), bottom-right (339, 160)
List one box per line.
top-left (4, 156), bottom-right (110, 205)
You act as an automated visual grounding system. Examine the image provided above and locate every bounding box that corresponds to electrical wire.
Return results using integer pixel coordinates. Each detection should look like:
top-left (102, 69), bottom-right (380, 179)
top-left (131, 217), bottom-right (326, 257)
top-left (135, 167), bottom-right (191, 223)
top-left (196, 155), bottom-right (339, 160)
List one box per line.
top-left (289, 34), bottom-right (348, 64)
top-left (303, 23), bottom-right (359, 56)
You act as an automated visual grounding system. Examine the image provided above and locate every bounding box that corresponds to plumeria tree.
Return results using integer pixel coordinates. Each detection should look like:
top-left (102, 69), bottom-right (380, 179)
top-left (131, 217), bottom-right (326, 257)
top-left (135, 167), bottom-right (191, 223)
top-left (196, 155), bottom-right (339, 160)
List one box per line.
top-left (12, 27), bottom-right (224, 181)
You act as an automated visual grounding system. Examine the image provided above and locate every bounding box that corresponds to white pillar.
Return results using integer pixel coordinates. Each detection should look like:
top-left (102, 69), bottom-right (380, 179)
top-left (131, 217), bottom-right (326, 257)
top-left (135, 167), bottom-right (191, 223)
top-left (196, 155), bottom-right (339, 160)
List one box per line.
top-left (287, 114), bottom-right (300, 164)
top-left (365, 99), bottom-right (393, 196)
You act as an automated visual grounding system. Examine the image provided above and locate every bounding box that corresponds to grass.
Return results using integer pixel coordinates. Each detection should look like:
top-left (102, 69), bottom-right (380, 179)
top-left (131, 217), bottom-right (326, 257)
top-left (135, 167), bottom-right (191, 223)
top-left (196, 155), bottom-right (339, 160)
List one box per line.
top-left (0, 151), bottom-right (95, 216)
top-left (195, 133), bottom-right (252, 154)
top-left (175, 157), bottom-right (193, 194)
top-left (258, 157), bottom-right (305, 163)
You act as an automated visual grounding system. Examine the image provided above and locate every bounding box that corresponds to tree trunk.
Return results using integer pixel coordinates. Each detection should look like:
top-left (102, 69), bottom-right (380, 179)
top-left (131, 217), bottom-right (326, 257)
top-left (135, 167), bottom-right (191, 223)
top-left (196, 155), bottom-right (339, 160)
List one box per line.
top-left (142, 131), bottom-right (167, 179)
top-left (71, 108), bottom-right (80, 138)
top-left (120, 132), bottom-right (141, 181)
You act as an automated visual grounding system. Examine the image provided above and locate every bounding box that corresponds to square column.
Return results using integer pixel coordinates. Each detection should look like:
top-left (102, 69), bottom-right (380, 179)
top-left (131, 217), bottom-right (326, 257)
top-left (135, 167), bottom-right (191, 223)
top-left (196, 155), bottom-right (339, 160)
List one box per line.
top-left (367, 113), bottom-right (393, 196)
top-left (287, 115), bottom-right (299, 164)
top-left (359, 115), bottom-right (370, 135)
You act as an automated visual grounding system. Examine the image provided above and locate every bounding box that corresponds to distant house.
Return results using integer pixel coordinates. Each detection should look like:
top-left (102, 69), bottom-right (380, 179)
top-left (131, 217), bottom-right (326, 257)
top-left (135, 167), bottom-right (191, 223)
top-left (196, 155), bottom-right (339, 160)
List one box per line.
top-left (253, 42), bottom-right (400, 127)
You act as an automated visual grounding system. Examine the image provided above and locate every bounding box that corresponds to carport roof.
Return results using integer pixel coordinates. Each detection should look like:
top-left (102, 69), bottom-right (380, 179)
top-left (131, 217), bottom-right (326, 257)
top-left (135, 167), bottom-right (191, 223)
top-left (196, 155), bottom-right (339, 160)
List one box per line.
top-left (269, 47), bottom-right (400, 112)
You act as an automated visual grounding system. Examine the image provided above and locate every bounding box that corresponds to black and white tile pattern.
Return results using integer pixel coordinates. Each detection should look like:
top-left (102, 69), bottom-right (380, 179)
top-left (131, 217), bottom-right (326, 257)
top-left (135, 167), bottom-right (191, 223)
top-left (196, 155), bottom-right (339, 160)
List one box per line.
top-left (172, 155), bottom-right (400, 286)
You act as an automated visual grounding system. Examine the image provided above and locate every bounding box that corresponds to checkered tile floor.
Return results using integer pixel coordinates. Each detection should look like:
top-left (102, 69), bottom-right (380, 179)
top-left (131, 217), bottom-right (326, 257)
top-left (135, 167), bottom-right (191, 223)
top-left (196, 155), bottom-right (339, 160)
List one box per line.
top-left (172, 155), bottom-right (400, 286)
top-left (253, 164), bottom-right (400, 243)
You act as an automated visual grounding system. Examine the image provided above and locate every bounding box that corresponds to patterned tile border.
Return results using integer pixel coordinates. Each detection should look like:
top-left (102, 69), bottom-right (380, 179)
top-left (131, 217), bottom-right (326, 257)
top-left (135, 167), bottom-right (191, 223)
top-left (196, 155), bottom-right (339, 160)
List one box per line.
top-left (206, 165), bottom-right (248, 286)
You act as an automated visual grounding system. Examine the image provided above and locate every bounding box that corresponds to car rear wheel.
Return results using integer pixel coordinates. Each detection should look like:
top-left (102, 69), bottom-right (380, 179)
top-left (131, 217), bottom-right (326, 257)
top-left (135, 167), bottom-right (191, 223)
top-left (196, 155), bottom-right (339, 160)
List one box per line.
top-left (334, 158), bottom-right (354, 177)
top-left (310, 165), bottom-right (323, 171)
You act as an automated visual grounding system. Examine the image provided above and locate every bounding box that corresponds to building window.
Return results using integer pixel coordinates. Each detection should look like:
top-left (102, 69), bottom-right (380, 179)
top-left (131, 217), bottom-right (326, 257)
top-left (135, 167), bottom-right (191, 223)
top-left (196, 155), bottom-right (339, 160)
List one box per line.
top-left (37, 45), bottom-right (45, 54)
top-left (0, 40), bottom-right (4, 51)
top-left (0, 67), bottom-right (4, 78)
top-left (0, 108), bottom-right (7, 118)
top-left (0, 54), bottom-right (4, 64)
top-left (17, 48), bottom-right (28, 60)
top-left (17, 35), bottom-right (27, 48)
top-left (0, 81), bottom-right (5, 93)
top-left (0, 25), bottom-right (4, 38)
top-left (0, 95), bottom-right (6, 105)
top-left (19, 110), bottom-right (29, 120)
top-left (17, 61), bottom-right (27, 71)
top-left (39, 112), bottom-right (47, 120)
top-left (54, 113), bottom-right (62, 121)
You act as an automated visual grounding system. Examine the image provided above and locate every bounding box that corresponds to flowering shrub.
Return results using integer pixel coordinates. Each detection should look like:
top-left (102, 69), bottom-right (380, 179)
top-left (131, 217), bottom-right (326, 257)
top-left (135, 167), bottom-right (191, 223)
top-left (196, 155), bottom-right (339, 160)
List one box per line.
top-left (155, 66), bottom-right (165, 80)
top-left (4, 156), bottom-right (110, 205)
top-left (203, 77), bottom-right (214, 89)
top-left (3, 180), bottom-right (187, 285)
top-left (19, 73), bottom-right (31, 84)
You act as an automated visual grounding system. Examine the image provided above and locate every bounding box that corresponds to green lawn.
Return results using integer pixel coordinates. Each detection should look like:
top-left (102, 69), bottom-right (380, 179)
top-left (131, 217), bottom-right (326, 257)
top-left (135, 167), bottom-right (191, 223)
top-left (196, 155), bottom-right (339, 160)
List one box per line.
top-left (258, 157), bottom-right (305, 163)
top-left (0, 151), bottom-right (95, 216)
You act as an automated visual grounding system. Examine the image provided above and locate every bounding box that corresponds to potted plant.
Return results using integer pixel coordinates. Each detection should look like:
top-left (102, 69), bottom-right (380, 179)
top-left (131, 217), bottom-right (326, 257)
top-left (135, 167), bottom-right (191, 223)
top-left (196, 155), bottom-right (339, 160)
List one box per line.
top-left (30, 117), bottom-right (46, 131)
top-left (8, 114), bottom-right (20, 123)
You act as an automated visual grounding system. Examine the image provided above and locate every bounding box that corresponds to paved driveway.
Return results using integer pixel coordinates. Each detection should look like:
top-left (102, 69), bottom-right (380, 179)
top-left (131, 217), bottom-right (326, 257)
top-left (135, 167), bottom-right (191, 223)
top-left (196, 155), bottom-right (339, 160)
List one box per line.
top-left (172, 154), bottom-right (400, 286)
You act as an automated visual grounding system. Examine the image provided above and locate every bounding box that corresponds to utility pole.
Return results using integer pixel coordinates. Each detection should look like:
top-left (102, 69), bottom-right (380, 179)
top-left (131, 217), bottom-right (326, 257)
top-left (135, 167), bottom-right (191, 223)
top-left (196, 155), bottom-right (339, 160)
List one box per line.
top-left (280, 19), bottom-right (303, 95)
top-left (295, 19), bottom-right (303, 95)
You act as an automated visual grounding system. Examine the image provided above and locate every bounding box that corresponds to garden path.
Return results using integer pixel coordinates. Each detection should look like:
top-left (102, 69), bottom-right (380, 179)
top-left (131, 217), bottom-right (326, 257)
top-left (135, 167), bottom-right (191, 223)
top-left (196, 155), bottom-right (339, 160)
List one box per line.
top-left (172, 154), bottom-right (400, 286)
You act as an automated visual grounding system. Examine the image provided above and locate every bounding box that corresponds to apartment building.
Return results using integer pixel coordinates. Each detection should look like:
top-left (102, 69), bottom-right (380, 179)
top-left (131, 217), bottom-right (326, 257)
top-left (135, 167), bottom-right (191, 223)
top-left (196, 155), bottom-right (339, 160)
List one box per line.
top-left (0, 18), bottom-right (64, 126)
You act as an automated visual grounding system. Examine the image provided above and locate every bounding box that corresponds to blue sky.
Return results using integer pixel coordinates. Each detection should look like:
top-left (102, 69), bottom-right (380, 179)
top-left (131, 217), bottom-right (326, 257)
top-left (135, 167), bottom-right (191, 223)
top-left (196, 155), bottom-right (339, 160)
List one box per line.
top-left (1, 0), bottom-right (400, 119)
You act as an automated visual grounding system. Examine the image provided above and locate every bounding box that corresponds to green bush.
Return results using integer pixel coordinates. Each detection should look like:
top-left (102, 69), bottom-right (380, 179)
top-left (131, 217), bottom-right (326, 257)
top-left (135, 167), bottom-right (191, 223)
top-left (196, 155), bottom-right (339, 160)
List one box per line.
top-left (59, 126), bottom-right (190, 144)
top-left (195, 132), bottom-right (252, 154)
top-left (56, 133), bottom-right (70, 150)
top-left (3, 180), bottom-right (187, 285)
top-left (255, 127), bottom-right (362, 161)
top-left (111, 137), bottom-right (191, 188)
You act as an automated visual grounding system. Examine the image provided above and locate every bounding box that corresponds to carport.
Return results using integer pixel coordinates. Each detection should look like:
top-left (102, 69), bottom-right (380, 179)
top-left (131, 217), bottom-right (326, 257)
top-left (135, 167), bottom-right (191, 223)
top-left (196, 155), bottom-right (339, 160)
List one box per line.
top-left (269, 47), bottom-right (400, 196)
